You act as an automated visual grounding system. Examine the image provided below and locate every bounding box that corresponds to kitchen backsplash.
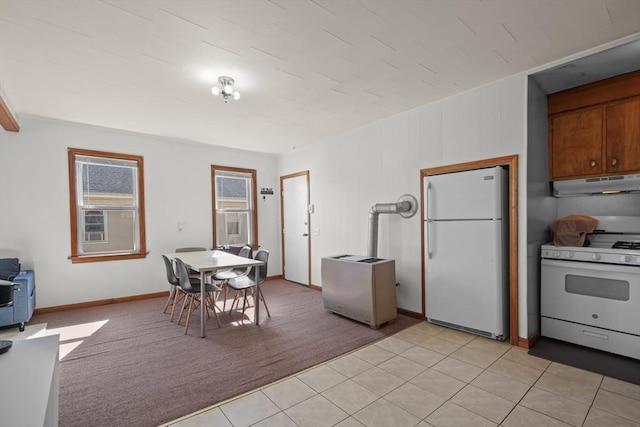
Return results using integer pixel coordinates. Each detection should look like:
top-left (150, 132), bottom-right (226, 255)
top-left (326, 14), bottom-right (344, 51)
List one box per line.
top-left (557, 193), bottom-right (640, 218)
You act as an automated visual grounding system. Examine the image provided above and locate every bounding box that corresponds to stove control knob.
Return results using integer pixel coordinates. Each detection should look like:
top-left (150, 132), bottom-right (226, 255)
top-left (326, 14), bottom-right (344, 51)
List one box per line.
top-left (554, 251), bottom-right (561, 257)
top-left (591, 253), bottom-right (601, 261)
top-left (564, 251), bottom-right (574, 258)
top-left (620, 255), bottom-right (630, 263)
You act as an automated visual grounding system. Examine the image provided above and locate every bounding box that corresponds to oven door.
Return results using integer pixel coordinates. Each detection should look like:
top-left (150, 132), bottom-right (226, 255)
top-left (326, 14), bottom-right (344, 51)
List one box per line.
top-left (541, 259), bottom-right (640, 335)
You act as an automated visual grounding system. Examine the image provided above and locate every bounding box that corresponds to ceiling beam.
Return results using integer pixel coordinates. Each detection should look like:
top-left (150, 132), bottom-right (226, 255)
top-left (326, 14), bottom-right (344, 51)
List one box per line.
top-left (0, 93), bottom-right (19, 132)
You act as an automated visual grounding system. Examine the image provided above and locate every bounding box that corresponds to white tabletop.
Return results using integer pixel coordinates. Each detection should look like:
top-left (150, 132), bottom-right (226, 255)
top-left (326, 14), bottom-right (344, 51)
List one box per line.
top-left (165, 250), bottom-right (262, 273)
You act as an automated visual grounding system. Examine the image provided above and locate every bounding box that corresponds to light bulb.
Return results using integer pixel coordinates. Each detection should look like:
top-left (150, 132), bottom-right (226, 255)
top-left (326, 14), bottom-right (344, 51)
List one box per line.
top-left (233, 91), bottom-right (240, 100)
top-left (211, 87), bottom-right (221, 96)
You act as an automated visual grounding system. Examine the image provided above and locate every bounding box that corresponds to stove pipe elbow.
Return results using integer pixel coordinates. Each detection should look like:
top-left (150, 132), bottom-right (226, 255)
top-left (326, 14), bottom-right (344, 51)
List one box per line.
top-left (367, 194), bottom-right (417, 257)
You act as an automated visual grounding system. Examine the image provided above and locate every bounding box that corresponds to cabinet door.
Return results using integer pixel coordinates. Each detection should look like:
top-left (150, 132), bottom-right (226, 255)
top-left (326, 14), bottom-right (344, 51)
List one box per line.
top-left (550, 108), bottom-right (603, 179)
top-left (606, 98), bottom-right (640, 174)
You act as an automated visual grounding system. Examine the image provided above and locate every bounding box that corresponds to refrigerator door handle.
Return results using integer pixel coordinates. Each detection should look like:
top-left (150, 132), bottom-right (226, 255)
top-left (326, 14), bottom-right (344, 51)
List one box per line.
top-left (425, 181), bottom-right (432, 259)
top-left (426, 220), bottom-right (432, 259)
top-left (425, 181), bottom-right (431, 222)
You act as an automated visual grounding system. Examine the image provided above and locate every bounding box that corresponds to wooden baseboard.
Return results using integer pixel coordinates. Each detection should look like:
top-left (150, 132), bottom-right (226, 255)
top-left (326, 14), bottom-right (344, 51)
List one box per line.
top-left (397, 307), bottom-right (424, 320)
top-left (33, 274), bottom-right (285, 314)
top-left (518, 332), bottom-right (540, 349)
top-left (33, 291), bottom-right (169, 314)
top-left (309, 284), bottom-right (322, 291)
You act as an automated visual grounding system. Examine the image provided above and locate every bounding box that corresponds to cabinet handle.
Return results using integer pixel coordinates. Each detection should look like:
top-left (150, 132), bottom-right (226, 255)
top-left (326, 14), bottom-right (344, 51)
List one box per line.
top-left (590, 160), bottom-right (596, 168)
top-left (611, 158), bottom-right (617, 166)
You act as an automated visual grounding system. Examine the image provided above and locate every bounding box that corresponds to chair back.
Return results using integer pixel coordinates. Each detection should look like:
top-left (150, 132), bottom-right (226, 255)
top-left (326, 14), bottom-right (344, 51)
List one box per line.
top-left (237, 245), bottom-right (252, 258)
top-left (248, 249), bottom-right (269, 285)
top-left (161, 255), bottom-right (180, 287)
top-left (175, 247), bottom-right (207, 253)
top-left (174, 258), bottom-right (198, 292)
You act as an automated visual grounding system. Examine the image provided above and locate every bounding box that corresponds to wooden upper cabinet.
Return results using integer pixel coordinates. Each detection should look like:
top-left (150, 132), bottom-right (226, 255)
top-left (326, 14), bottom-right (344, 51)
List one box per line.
top-left (550, 109), bottom-right (603, 179)
top-left (548, 71), bottom-right (640, 181)
top-left (605, 98), bottom-right (640, 174)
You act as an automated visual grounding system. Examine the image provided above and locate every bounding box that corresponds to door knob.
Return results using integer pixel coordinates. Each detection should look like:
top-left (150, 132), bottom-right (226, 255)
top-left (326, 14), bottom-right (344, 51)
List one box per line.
top-left (590, 160), bottom-right (596, 167)
top-left (302, 233), bottom-right (309, 237)
top-left (611, 158), bottom-right (617, 166)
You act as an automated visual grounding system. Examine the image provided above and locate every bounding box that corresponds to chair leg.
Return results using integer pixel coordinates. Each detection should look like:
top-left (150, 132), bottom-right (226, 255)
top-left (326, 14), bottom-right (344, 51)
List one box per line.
top-left (170, 290), bottom-right (184, 322)
top-left (208, 292), bottom-right (222, 327)
top-left (221, 282), bottom-right (228, 311)
top-left (241, 289), bottom-right (250, 320)
top-left (184, 295), bottom-right (195, 334)
top-left (259, 288), bottom-right (271, 317)
top-left (204, 296), bottom-right (210, 320)
top-left (228, 291), bottom-right (241, 315)
top-left (177, 293), bottom-right (189, 325)
top-left (162, 286), bottom-right (175, 313)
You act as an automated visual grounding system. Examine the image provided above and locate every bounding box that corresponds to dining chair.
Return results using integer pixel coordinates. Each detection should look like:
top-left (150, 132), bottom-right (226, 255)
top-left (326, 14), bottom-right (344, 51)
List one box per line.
top-left (174, 258), bottom-right (222, 334)
top-left (226, 249), bottom-right (270, 320)
top-left (161, 255), bottom-right (201, 322)
top-left (213, 244), bottom-right (252, 311)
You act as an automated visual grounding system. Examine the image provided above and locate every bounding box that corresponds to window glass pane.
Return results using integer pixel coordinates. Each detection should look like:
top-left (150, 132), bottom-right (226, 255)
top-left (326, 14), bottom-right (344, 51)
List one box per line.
top-left (215, 176), bottom-right (250, 210)
top-left (82, 209), bottom-right (136, 254)
top-left (79, 161), bottom-right (135, 207)
top-left (216, 212), bottom-right (249, 246)
top-left (84, 210), bottom-right (105, 242)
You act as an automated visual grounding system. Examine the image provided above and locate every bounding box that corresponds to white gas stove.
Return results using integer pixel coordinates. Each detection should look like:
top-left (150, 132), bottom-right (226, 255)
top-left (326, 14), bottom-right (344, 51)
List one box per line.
top-left (541, 216), bottom-right (640, 360)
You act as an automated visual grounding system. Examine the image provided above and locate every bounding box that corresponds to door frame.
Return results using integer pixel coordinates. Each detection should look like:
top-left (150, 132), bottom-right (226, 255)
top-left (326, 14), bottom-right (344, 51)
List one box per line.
top-left (420, 155), bottom-right (520, 347)
top-left (280, 171), bottom-right (311, 286)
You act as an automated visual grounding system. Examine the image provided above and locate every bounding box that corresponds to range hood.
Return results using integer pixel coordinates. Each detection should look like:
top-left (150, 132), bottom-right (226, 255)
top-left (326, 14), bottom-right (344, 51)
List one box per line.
top-left (553, 174), bottom-right (640, 197)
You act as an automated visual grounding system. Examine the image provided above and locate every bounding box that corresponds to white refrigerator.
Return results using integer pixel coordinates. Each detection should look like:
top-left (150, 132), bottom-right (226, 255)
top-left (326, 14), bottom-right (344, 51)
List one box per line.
top-left (424, 166), bottom-right (509, 341)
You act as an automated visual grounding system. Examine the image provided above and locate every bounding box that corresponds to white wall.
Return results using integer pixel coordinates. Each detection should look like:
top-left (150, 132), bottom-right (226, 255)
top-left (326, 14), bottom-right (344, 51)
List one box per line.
top-left (279, 74), bottom-right (529, 338)
top-left (526, 78), bottom-right (556, 337)
top-left (0, 117), bottom-right (281, 308)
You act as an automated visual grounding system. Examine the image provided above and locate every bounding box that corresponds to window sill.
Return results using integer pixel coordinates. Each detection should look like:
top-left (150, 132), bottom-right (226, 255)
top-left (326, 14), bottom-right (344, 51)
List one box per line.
top-left (69, 252), bottom-right (149, 264)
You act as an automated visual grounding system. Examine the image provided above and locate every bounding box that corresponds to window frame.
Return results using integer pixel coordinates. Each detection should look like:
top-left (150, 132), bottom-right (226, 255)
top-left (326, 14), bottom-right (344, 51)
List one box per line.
top-left (68, 148), bottom-right (148, 263)
top-left (211, 165), bottom-right (258, 250)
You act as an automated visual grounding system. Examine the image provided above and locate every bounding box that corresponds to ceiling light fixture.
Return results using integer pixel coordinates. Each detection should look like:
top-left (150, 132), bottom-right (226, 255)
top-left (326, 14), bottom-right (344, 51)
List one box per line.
top-left (211, 76), bottom-right (240, 102)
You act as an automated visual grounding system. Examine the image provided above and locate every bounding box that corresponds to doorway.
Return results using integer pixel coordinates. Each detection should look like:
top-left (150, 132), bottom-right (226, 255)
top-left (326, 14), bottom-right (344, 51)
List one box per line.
top-left (280, 171), bottom-right (310, 286)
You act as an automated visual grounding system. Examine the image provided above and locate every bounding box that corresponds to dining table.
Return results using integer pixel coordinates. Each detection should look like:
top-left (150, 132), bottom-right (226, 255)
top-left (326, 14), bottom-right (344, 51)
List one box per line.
top-left (164, 249), bottom-right (264, 337)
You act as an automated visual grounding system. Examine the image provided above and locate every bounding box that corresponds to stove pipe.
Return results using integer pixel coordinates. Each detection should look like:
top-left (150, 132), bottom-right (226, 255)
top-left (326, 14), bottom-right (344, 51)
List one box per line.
top-left (367, 194), bottom-right (418, 257)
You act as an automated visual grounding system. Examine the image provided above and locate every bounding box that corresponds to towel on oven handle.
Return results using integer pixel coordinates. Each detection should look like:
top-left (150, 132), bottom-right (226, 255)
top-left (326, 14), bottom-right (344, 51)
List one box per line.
top-left (551, 215), bottom-right (598, 247)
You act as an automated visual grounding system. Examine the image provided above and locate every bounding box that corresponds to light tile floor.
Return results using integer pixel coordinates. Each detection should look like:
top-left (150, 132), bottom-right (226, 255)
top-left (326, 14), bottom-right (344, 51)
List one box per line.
top-left (166, 322), bottom-right (640, 427)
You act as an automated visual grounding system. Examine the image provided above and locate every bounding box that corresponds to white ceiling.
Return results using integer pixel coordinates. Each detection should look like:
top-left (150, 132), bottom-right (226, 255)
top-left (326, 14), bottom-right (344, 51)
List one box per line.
top-left (1, 1), bottom-right (639, 154)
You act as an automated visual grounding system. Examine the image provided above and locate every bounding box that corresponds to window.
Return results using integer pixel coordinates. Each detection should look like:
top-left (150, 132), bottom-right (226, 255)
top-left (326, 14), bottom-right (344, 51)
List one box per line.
top-left (212, 166), bottom-right (257, 249)
top-left (68, 148), bottom-right (147, 263)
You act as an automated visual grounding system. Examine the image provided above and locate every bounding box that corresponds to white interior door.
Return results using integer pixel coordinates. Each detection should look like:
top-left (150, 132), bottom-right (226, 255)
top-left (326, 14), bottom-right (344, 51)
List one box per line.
top-left (281, 172), bottom-right (310, 285)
